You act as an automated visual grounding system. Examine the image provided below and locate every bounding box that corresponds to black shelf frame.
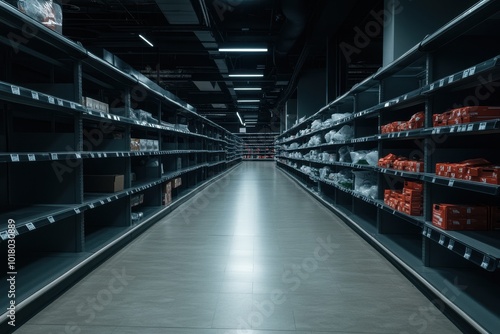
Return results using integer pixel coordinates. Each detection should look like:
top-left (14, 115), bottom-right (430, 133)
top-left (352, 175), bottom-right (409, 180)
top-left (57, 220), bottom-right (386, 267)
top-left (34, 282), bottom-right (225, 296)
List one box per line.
top-left (275, 3), bottom-right (500, 333)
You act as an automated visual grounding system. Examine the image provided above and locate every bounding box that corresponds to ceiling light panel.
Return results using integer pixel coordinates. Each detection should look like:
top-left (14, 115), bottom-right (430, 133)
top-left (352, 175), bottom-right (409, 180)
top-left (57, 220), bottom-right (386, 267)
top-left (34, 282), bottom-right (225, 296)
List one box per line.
top-left (219, 48), bottom-right (268, 52)
top-left (234, 87), bottom-right (262, 91)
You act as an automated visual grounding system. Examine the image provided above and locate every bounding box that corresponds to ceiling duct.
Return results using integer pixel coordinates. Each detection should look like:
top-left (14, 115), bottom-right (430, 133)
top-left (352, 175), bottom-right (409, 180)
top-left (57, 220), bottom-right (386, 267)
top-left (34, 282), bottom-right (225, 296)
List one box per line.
top-left (155, 0), bottom-right (199, 25)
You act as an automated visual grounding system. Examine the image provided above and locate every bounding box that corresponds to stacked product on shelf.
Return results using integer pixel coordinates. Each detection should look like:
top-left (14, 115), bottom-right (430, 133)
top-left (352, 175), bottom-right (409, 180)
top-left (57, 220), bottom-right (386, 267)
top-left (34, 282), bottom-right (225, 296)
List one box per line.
top-left (436, 158), bottom-right (499, 184)
top-left (17, 0), bottom-right (62, 33)
top-left (384, 181), bottom-right (423, 216)
top-left (353, 171), bottom-right (378, 199)
top-left (433, 106), bottom-right (500, 127)
top-left (380, 111), bottom-right (425, 133)
top-left (378, 153), bottom-right (424, 172)
top-left (274, 3), bottom-right (500, 332)
top-left (432, 204), bottom-right (490, 230)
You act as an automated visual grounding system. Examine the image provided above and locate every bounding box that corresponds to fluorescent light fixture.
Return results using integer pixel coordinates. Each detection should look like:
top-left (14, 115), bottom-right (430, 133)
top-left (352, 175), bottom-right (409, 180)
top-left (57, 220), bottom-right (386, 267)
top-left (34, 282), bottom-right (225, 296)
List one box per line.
top-left (237, 99), bottom-right (260, 103)
top-left (219, 48), bottom-right (267, 52)
top-left (236, 112), bottom-right (244, 126)
top-left (139, 34), bottom-right (154, 47)
top-left (234, 87), bottom-right (262, 91)
top-left (229, 74), bottom-right (264, 78)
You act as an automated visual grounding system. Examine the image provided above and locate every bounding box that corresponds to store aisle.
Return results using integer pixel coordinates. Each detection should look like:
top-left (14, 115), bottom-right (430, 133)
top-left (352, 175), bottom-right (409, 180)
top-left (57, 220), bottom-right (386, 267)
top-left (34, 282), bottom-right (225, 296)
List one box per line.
top-left (16, 162), bottom-right (460, 334)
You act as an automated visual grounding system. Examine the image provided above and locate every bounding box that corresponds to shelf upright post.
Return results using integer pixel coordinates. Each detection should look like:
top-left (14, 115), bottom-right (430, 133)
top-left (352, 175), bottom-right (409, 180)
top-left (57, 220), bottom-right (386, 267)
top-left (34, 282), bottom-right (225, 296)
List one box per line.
top-left (123, 88), bottom-right (132, 225)
top-left (73, 60), bottom-right (84, 251)
top-left (422, 53), bottom-right (435, 267)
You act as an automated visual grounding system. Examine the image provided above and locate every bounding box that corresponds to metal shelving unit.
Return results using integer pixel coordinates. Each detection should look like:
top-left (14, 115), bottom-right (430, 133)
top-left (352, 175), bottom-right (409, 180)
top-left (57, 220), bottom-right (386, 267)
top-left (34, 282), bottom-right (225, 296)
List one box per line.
top-left (0, 2), bottom-right (242, 332)
top-left (236, 132), bottom-right (278, 161)
top-left (275, 2), bottom-right (500, 333)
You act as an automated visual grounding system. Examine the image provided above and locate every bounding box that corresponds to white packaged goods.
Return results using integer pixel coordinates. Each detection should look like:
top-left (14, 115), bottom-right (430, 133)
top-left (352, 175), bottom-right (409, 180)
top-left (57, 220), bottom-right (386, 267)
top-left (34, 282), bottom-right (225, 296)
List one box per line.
top-left (289, 143), bottom-right (299, 149)
top-left (349, 150), bottom-right (379, 166)
top-left (338, 146), bottom-right (353, 162)
top-left (18, 0), bottom-right (62, 33)
top-left (329, 169), bottom-right (354, 189)
top-left (365, 150), bottom-right (379, 166)
top-left (332, 125), bottom-right (353, 141)
top-left (321, 119), bottom-right (334, 128)
top-left (352, 171), bottom-right (378, 199)
top-left (307, 135), bottom-right (322, 147)
top-left (325, 130), bottom-right (337, 143)
top-left (311, 119), bottom-right (322, 130)
top-left (319, 167), bottom-right (331, 180)
top-left (331, 113), bottom-right (352, 122)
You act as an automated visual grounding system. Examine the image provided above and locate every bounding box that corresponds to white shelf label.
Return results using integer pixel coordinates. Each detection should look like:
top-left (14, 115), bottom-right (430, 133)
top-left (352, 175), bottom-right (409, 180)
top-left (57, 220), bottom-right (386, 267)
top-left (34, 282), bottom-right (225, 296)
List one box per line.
top-left (28, 154), bottom-right (36, 161)
top-left (48, 96), bottom-right (55, 104)
top-left (464, 247), bottom-right (472, 260)
top-left (430, 83), bottom-right (435, 90)
top-left (75, 153), bottom-right (81, 159)
top-left (74, 208), bottom-right (81, 214)
top-left (432, 177), bottom-right (436, 183)
top-left (26, 222), bottom-right (35, 231)
top-left (100, 200), bottom-right (105, 205)
top-left (438, 235), bottom-right (446, 245)
top-left (0, 231), bottom-right (9, 240)
top-left (450, 126), bottom-right (456, 133)
top-left (107, 197), bottom-right (112, 202)
top-left (479, 122), bottom-right (487, 131)
top-left (480, 256), bottom-right (490, 269)
top-left (467, 124), bottom-right (474, 132)
top-left (10, 154), bottom-right (19, 162)
top-left (439, 79), bottom-right (445, 87)
top-left (31, 91), bottom-right (39, 100)
top-left (103, 153), bottom-right (107, 158)
top-left (447, 239), bottom-right (455, 250)
top-left (470, 66), bottom-right (476, 76)
top-left (462, 69), bottom-right (470, 78)
top-left (426, 229), bottom-right (431, 238)
top-left (47, 216), bottom-right (55, 223)
top-left (57, 99), bottom-right (64, 106)
top-left (448, 75), bottom-right (454, 84)
top-left (70, 102), bottom-right (76, 109)
top-left (448, 179), bottom-right (455, 187)
top-left (51, 153), bottom-right (58, 160)
top-left (89, 203), bottom-right (95, 209)
top-left (11, 86), bottom-right (20, 95)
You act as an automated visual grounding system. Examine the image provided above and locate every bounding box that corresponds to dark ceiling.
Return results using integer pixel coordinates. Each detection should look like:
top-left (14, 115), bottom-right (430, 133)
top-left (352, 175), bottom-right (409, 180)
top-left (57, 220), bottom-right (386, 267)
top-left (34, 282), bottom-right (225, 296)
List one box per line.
top-left (56, 0), bottom-right (383, 132)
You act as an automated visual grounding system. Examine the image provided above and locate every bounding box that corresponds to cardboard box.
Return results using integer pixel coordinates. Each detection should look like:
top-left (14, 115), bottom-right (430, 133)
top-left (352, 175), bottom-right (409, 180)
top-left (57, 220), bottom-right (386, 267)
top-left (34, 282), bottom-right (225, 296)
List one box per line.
top-left (163, 181), bottom-right (172, 194)
top-left (432, 204), bottom-right (488, 218)
top-left (84, 175), bottom-right (124, 193)
top-left (173, 177), bottom-right (182, 188)
top-left (432, 216), bottom-right (489, 230)
top-left (404, 181), bottom-right (423, 192)
top-left (82, 96), bottom-right (109, 113)
top-left (130, 138), bottom-right (140, 151)
top-left (162, 192), bottom-right (172, 206)
top-left (130, 194), bottom-right (144, 207)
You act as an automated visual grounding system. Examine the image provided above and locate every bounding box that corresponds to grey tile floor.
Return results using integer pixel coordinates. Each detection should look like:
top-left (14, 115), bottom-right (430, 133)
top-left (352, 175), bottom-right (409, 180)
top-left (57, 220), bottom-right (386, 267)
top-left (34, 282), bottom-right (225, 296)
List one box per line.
top-left (15, 162), bottom-right (461, 333)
